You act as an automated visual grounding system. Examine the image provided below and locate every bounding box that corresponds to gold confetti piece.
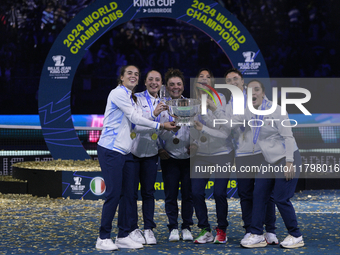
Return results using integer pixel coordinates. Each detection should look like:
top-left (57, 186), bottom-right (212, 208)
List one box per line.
top-left (1, 191), bottom-right (340, 254)
top-left (12, 159), bottom-right (101, 172)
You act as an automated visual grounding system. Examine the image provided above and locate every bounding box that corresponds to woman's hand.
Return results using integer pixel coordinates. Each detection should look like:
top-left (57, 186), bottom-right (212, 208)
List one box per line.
top-left (162, 121), bottom-right (177, 131)
top-left (158, 149), bottom-right (170, 160)
top-left (284, 162), bottom-right (295, 181)
top-left (153, 102), bottom-right (168, 117)
top-left (172, 125), bottom-right (181, 133)
top-left (187, 144), bottom-right (198, 156)
top-left (194, 120), bottom-right (203, 131)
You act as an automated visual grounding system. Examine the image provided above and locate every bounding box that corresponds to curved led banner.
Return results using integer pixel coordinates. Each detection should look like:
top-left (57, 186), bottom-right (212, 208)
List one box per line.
top-left (38, 0), bottom-right (269, 160)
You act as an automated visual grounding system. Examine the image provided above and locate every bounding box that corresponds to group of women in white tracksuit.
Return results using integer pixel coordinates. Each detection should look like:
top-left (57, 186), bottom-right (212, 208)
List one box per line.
top-left (94, 64), bottom-right (304, 251)
top-left (204, 68), bottom-right (304, 249)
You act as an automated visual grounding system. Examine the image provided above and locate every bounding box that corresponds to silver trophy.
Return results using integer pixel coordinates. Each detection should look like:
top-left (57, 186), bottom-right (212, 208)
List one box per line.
top-left (166, 98), bottom-right (201, 126)
top-left (159, 85), bottom-right (169, 104)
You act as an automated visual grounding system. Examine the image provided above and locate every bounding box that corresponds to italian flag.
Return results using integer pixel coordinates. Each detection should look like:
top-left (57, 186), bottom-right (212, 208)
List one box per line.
top-left (90, 177), bottom-right (105, 195)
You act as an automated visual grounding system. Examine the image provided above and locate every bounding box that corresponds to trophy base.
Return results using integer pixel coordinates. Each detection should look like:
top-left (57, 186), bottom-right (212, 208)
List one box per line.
top-left (175, 117), bottom-right (195, 126)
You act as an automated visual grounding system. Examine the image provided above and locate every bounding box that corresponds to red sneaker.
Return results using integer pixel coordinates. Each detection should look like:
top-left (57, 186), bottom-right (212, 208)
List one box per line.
top-left (214, 227), bottom-right (227, 244)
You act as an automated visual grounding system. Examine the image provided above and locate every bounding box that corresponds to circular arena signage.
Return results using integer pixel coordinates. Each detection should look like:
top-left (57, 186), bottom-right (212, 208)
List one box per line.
top-left (90, 177), bottom-right (106, 196)
top-left (38, 0), bottom-right (269, 160)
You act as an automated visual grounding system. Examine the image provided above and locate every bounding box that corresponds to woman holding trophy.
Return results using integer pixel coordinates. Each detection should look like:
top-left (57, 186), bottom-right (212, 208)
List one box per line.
top-left (158, 68), bottom-right (195, 242)
top-left (129, 70), bottom-right (168, 245)
top-left (95, 65), bottom-right (176, 251)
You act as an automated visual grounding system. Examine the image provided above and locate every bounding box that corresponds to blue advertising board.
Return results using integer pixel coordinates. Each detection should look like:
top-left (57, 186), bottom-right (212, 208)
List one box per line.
top-left (62, 170), bottom-right (238, 200)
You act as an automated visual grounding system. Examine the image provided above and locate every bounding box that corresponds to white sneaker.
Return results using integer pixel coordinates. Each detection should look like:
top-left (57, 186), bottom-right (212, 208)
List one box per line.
top-left (182, 229), bottom-right (193, 241)
top-left (264, 232), bottom-right (279, 245)
top-left (280, 235), bottom-right (304, 248)
top-left (240, 233), bottom-right (251, 244)
top-left (115, 236), bottom-right (143, 249)
top-left (169, 229), bottom-right (180, 242)
top-left (144, 229), bottom-right (157, 245)
top-left (129, 229), bottom-right (146, 244)
top-left (240, 234), bottom-right (267, 248)
top-left (95, 237), bottom-right (118, 250)
top-left (194, 229), bottom-right (214, 244)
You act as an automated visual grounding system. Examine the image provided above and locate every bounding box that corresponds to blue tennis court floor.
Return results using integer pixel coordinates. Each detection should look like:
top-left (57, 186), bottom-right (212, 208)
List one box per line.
top-left (1, 189), bottom-right (339, 254)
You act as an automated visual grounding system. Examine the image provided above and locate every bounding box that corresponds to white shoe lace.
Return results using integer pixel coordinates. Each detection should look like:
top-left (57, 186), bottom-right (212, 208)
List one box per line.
top-left (145, 230), bottom-right (155, 238)
top-left (103, 239), bottom-right (112, 245)
top-left (170, 229), bottom-right (179, 237)
top-left (182, 229), bottom-right (191, 237)
top-left (249, 234), bottom-right (264, 242)
top-left (241, 233), bottom-right (251, 241)
top-left (282, 235), bottom-right (294, 243)
top-left (130, 229), bottom-right (144, 241)
top-left (99, 238), bottom-right (114, 247)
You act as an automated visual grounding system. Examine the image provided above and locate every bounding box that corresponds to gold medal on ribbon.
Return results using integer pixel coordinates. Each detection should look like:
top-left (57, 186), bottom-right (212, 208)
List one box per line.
top-left (173, 138), bottom-right (180, 144)
top-left (151, 133), bottom-right (158, 140)
top-left (130, 132), bottom-right (137, 139)
top-left (200, 136), bottom-right (207, 143)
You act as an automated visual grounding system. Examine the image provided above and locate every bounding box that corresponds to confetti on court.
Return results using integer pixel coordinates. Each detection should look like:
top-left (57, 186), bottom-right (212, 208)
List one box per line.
top-left (0, 190), bottom-right (340, 254)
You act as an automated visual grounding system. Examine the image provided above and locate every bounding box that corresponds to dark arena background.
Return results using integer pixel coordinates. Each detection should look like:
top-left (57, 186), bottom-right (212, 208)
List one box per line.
top-left (1, 0), bottom-right (340, 254)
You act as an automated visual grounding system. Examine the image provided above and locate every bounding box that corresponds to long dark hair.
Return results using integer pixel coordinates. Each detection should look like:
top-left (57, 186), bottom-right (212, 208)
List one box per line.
top-left (117, 65), bottom-right (140, 103)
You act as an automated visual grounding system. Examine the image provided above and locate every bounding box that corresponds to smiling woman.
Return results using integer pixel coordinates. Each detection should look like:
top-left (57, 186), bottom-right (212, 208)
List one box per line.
top-left (129, 69), bottom-right (168, 245)
top-left (191, 68), bottom-right (234, 244)
top-left (95, 65), bottom-right (176, 251)
top-left (225, 79), bottom-right (305, 249)
top-left (157, 68), bottom-right (195, 242)
top-left (119, 65), bottom-right (140, 90)
top-left (166, 77), bottom-right (185, 99)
